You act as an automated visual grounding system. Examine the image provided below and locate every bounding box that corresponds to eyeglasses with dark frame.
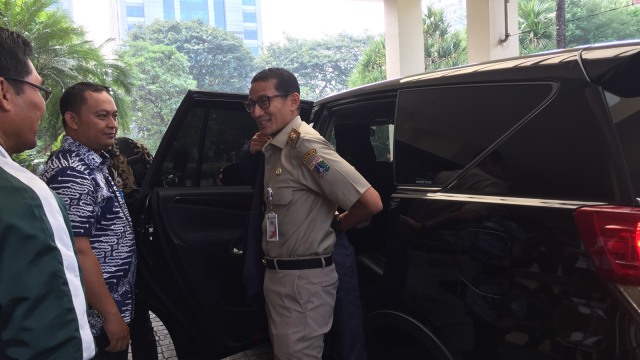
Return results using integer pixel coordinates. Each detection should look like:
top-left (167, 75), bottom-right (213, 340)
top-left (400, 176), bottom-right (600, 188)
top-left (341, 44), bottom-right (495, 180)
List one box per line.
top-left (1, 76), bottom-right (52, 102)
top-left (244, 93), bottom-right (291, 112)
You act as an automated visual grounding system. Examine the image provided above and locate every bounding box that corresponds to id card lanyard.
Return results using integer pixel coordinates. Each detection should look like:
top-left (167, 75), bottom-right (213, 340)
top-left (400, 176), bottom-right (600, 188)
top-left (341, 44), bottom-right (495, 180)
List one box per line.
top-left (266, 187), bottom-right (279, 241)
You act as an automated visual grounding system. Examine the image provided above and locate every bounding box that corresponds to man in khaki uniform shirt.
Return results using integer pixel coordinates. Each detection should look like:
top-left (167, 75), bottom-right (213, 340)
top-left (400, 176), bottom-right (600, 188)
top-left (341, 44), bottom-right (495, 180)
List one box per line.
top-left (245, 68), bottom-right (382, 359)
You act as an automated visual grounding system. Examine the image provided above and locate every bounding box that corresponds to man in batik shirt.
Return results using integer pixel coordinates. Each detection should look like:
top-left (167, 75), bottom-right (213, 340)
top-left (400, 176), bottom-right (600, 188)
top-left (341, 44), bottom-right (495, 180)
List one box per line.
top-left (42, 82), bottom-right (136, 360)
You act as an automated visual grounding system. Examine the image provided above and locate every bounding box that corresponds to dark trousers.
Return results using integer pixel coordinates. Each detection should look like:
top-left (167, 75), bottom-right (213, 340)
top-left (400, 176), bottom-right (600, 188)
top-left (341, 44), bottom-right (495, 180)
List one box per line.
top-left (92, 333), bottom-right (129, 360)
top-left (130, 294), bottom-right (158, 360)
top-left (323, 232), bottom-right (367, 360)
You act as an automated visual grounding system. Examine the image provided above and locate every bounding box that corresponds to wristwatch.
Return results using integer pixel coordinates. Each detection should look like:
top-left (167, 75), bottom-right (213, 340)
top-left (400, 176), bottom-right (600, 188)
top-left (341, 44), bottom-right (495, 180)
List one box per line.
top-left (332, 213), bottom-right (344, 232)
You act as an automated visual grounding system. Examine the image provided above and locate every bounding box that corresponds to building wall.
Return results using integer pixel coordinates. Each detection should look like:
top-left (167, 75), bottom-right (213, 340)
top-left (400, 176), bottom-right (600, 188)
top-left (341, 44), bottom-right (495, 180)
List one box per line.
top-left (125, 0), bottom-right (261, 54)
top-left (54, 0), bottom-right (261, 56)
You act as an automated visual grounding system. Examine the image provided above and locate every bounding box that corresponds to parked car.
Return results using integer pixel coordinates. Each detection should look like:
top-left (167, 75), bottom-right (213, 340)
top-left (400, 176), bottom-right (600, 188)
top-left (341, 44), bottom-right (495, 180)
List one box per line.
top-left (131, 41), bottom-right (640, 359)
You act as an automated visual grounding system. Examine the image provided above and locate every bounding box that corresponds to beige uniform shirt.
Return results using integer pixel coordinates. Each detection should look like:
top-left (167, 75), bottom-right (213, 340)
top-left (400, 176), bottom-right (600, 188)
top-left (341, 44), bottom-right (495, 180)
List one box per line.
top-left (262, 116), bottom-right (371, 258)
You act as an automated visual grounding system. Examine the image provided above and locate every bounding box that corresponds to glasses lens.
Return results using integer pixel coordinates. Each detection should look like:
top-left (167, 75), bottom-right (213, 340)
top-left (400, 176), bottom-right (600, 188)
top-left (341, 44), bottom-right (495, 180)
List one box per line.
top-left (244, 100), bottom-right (255, 112)
top-left (257, 97), bottom-right (271, 110)
top-left (41, 90), bottom-right (50, 101)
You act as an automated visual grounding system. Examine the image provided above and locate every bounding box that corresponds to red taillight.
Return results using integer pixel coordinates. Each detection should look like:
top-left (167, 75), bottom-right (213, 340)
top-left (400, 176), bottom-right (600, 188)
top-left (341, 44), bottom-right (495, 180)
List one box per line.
top-left (575, 206), bottom-right (640, 286)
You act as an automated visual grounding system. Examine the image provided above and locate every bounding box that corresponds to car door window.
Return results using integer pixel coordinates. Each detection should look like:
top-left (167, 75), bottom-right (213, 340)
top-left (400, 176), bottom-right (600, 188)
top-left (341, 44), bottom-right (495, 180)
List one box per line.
top-left (160, 101), bottom-right (256, 187)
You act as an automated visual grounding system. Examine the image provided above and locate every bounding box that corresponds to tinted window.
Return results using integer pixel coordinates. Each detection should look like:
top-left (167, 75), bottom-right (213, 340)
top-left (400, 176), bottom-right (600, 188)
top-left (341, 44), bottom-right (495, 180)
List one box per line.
top-left (609, 92), bottom-right (640, 198)
top-left (160, 102), bottom-right (256, 187)
top-left (486, 84), bottom-right (618, 201)
top-left (395, 83), bottom-right (554, 186)
top-left (243, 11), bottom-right (256, 23)
top-left (243, 30), bottom-right (258, 40)
top-left (126, 5), bottom-right (144, 17)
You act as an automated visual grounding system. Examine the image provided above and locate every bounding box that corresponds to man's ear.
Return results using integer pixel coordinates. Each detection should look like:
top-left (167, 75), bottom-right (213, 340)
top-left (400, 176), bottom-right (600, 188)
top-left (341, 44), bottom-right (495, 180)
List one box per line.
top-left (0, 78), bottom-right (14, 112)
top-left (63, 112), bottom-right (79, 130)
top-left (289, 92), bottom-right (301, 111)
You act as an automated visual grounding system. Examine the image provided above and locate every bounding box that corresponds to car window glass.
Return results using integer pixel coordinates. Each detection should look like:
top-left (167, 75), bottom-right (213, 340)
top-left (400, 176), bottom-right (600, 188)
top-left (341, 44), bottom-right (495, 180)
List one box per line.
top-left (395, 83), bottom-right (553, 186)
top-left (488, 86), bottom-right (617, 201)
top-left (608, 92), bottom-right (640, 198)
top-left (329, 123), bottom-right (394, 162)
top-left (160, 102), bottom-right (256, 187)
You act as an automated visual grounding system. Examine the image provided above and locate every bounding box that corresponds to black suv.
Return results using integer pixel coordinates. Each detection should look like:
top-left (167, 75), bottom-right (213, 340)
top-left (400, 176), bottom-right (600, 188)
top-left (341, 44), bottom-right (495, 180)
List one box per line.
top-left (132, 41), bottom-right (640, 359)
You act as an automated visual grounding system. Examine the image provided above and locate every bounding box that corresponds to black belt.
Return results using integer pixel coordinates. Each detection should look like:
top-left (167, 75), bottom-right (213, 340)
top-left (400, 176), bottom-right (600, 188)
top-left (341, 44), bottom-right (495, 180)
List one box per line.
top-left (263, 255), bottom-right (333, 270)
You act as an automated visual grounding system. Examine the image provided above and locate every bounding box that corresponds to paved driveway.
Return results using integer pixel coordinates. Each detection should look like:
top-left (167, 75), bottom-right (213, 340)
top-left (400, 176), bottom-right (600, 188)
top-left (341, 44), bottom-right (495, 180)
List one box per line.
top-left (127, 313), bottom-right (273, 360)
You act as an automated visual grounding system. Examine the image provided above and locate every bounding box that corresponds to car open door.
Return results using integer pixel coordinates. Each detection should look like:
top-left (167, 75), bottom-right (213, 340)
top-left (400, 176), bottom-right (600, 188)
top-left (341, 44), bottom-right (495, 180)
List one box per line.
top-left (131, 91), bottom-right (312, 359)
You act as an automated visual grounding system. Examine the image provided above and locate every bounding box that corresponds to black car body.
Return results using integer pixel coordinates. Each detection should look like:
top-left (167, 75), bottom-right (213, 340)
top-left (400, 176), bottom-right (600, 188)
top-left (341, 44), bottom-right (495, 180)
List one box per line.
top-left (133, 41), bottom-right (640, 359)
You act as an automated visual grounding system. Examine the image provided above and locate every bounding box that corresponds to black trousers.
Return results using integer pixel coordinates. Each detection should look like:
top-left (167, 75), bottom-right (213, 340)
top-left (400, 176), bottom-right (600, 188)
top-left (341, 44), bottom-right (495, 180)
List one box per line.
top-left (130, 294), bottom-right (158, 360)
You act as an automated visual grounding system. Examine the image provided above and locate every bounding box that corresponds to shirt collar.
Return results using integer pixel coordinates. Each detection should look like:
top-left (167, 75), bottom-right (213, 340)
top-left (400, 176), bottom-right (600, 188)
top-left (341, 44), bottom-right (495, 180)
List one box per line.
top-left (268, 116), bottom-right (302, 149)
top-left (0, 145), bottom-right (10, 160)
top-left (60, 136), bottom-right (110, 170)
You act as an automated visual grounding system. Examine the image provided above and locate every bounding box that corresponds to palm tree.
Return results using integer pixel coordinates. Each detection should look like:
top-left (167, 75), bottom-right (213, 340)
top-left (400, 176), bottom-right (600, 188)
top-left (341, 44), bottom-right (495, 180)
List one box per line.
top-left (556, 0), bottom-right (566, 49)
top-left (423, 6), bottom-right (467, 71)
top-left (1, 0), bottom-right (130, 169)
top-left (518, 0), bottom-right (556, 54)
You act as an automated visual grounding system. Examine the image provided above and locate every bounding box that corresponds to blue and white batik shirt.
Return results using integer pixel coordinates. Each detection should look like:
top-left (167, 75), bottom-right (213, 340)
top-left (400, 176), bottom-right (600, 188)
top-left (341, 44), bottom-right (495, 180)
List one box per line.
top-left (41, 136), bottom-right (136, 336)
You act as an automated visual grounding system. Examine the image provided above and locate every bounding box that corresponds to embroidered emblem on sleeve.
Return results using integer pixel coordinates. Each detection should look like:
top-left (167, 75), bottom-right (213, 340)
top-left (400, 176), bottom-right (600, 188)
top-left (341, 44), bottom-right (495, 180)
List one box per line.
top-left (302, 149), bottom-right (317, 165)
top-left (308, 156), bottom-right (330, 177)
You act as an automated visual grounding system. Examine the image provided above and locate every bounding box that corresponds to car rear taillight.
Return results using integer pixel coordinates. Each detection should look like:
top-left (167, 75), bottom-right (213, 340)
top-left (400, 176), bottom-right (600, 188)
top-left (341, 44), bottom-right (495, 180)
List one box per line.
top-left (575, 206), bottom-right (640, 286)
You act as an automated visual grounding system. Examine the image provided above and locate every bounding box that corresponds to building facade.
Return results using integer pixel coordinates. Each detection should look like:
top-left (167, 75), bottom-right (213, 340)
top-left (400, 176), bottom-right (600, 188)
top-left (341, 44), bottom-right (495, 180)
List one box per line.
top-left (54, 0), bottom-right (262, 56)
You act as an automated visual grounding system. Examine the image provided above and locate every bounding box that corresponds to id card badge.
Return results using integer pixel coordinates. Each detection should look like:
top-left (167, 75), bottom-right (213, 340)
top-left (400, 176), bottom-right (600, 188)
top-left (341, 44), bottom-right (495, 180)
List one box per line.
top-left (266, 212), bottom-right (279, 241)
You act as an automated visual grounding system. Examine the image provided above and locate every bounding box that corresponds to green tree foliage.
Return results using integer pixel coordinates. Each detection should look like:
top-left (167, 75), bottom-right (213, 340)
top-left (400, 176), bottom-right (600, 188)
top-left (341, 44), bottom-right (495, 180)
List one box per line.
top-left (258, 33), bottom-right (375, 100)
top-left (423, 6), bottom-right (467, 70)
top-left (117, 42), bottom-right (197, 153)
top-left (349, 6), bottom-right (467, 88)
top-left (519, 0), bottom-right (640, 54)
top-left (566, 0), bottom-right (640, 47)
top-left (1, 0), bottom-right (129, 170)
top-left (348, 37), bottom-right (386, 88)
top-left (127, 19), bottom-right (256, 93)
top-left (518, 0), bottom-right (556, 54)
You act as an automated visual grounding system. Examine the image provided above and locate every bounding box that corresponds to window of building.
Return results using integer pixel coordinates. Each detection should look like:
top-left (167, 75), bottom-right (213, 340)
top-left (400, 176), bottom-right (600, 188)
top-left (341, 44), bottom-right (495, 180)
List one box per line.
top-left (126, 5), bottom-right (144, 18)
top-left (163, 0), bottom-right (175, 20)
top-left (243, 11), bottom-right (256, 23)
top-left (242, 0), bottom-right (256, 6)
top-left (213, 0), bottom-right (226, 28)
top-left (180, 0), bottom-right (209, 22)
top-left (244, 30), bottom-right (257, 40)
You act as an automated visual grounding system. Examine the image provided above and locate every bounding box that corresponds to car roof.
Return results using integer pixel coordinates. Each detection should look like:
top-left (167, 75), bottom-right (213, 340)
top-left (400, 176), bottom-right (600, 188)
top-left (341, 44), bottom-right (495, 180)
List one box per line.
top-left (315, 40), bottom-right (640, 105)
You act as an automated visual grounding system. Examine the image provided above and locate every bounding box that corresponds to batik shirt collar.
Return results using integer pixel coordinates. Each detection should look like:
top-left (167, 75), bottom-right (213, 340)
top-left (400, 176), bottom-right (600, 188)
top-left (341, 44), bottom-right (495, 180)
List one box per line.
top-left (60, 136), bottom-right (110, 170)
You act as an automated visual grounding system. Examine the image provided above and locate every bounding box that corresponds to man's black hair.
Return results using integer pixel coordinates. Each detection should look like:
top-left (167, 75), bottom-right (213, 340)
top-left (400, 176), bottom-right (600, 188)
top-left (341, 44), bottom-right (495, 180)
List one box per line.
top-left (251, 67), bottom-right (300, 96)
top-left (59, 82), bottom-right (112, 129)
top-left (0, 27), bottom-right (34, 96)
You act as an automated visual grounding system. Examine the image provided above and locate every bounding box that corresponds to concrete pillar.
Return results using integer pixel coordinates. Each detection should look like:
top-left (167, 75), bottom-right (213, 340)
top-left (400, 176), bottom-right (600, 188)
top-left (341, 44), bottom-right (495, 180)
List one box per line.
top-left (466, 0), bottom-right (519, 63)
top-left (384, 0), bottom-right (425, 79)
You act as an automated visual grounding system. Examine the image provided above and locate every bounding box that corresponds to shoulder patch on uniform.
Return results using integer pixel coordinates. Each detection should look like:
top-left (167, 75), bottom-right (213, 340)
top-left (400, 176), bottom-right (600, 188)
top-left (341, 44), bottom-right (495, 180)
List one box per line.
top-left (302, 149), bottom-right (317, 165)
top-left (307, 155), bottom-right (330, 177)
top-left (287, 128), bottom-right (301, 147)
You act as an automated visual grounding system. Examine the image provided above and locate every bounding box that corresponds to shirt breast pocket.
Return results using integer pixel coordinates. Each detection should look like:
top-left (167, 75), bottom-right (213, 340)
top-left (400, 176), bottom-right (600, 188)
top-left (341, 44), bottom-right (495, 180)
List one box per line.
top-left (270, 187), bottom-right (292, 209)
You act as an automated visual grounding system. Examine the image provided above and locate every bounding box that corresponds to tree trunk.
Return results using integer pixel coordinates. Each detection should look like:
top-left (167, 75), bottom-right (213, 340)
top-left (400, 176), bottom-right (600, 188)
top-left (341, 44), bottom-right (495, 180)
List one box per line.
top-left (556, 0), bottom-right (567, 49)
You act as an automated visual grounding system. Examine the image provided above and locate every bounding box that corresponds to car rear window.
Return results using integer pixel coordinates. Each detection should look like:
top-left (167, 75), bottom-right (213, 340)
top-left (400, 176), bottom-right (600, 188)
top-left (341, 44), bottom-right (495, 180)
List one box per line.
top-left (394, 83), bottom-right (554, 186)
top-left (609, 92), bottom-right (640, 199)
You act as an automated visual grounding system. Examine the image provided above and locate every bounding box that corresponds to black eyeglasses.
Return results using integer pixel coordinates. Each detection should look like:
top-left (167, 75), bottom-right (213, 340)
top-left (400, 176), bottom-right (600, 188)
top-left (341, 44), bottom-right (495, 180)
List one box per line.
top-left (1, 76), bottom-right (52, 101)
top-left (244, 93), bottom-right (291, 112)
